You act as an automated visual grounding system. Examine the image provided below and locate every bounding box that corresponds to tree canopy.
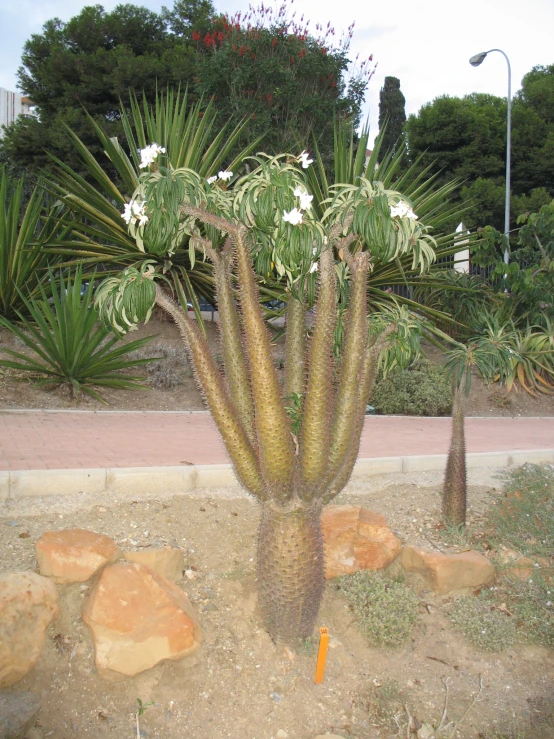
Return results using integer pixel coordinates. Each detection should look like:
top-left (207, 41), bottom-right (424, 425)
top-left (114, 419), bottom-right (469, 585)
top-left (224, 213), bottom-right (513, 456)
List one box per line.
top-left (1, 3), bottom-right (204, 176)
top-left (0, 0), bottom-right (374, 178)
top-left (405, 65), bottom-right (554, 234)
top-left (378, 76), bottom-right (406, 155)
top-left (190, 4), bottom-right (374, 161)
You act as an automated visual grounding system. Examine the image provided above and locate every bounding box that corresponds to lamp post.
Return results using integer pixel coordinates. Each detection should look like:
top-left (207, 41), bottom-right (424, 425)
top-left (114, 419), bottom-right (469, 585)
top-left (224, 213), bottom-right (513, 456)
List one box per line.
top-left (469, 49), bottom-right (511, 265)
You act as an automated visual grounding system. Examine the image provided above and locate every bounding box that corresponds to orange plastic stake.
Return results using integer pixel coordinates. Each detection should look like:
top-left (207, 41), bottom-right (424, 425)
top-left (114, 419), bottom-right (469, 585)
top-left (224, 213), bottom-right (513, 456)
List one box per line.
top-left (314, 627), bottom-right (329, 684)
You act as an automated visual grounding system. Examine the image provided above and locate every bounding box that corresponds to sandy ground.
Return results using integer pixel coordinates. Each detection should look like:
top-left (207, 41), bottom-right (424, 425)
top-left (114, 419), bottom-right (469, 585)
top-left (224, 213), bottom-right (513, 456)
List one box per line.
top-left (2, 469), bottom-right (553, 739)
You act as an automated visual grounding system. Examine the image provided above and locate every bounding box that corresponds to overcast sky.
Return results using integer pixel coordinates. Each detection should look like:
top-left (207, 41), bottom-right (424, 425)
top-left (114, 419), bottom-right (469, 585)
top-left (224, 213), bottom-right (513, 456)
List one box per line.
top-left (1, 0), bottom-right (553, 144)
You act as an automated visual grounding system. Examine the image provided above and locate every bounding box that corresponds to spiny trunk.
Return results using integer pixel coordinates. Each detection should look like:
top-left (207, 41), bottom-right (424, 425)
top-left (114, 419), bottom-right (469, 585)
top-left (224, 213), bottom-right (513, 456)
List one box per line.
top-left (257, 498), bottom-right (325, 643)
top-left (442, 387), bottom-right (467, 526)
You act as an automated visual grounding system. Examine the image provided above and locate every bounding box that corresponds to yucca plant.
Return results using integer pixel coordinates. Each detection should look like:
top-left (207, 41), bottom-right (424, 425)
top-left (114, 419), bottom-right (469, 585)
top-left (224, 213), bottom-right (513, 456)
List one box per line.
top-left (0, 269), bottom-right (157, 402)
top-left (43, 88), bottom-right (265, 321)
top-left (95, 150), bottom-right (434, 643)
top-left (442, 329), bottom-right (513, 526)
top-left (0, 168), bottom-right (68, 320)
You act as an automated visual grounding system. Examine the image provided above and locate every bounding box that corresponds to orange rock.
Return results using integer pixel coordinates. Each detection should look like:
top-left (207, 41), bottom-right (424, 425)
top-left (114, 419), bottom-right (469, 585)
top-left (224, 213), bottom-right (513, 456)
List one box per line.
top-left (0, 572), bottom-right (59, 688)
top-left (498, 548), bottom-right (552, 581)
top-left (82, 562), bottom-right (201, 680)
top-left (123, 548), bottom-right (184, 582)
top-left (35, 528), bottom-right (119, 584)
top-left (321, 506), bottom-right (402, 579)
top-left (401, 546), bottom-right (495, 594)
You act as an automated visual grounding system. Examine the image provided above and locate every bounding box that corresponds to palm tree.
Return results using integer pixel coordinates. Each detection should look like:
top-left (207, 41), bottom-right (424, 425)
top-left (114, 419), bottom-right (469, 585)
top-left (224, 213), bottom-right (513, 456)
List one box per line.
top-left (95, 153), bottom-right (436, 643)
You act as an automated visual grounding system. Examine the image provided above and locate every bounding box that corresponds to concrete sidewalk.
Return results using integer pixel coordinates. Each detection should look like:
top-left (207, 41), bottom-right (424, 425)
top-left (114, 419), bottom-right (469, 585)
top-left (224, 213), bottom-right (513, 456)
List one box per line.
top-left (1, 410), bottom-right (553, 502)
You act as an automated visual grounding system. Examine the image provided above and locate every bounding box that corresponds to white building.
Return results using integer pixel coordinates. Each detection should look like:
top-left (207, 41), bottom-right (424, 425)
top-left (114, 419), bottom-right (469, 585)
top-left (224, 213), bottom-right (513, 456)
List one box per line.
top-left (0, 88), bottom-right (33, 137)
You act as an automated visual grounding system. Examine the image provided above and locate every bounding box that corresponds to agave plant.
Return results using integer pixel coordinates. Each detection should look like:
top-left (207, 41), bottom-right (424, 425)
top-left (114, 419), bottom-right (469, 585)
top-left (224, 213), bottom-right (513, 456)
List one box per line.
top-left (94, 152), bottom-right (434, 643)
top-left (0, 168), bottom-right (67, 320)
top-left (504, 320), bottom-right (554, 396)
top-left (0, 269), bottom-right (157, 402)
top-left (43, 88), bottom-right (265, 321)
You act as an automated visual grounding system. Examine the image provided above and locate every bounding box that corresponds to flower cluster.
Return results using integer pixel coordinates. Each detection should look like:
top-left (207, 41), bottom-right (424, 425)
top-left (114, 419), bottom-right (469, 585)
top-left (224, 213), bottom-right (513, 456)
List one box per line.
top-left (282, 185), bottom-right (313, 227)
top-left (390, 201), bottom-right (418, 221)
top-left (282, 208), bottom-right (303, 226)
top-left (121, 199), bottom-right (148, 227)
top-left (207, 170), bottom-right (234, 184)
top-left (298, 150), bottom-right (314, 169)
top-left (139, 143), bottom-right (166, 169)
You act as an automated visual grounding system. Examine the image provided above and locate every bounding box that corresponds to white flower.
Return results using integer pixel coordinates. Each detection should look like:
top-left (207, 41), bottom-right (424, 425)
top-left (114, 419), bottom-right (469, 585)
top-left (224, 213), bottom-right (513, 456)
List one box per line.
top-left (121, 199), bottom-right (148, 227)
top-left (138, 143), bottom-right (166, 169)
top-left (121, 202), bottom-right (134, 225)
top-left (218, 170), bottom-right (233, 181)
top-left (207, 176), bottom-right (218, 184)
top-left (283, 208), bottom-right (303, 226)
top-left (547, 601), bottom-right (552, 607)
top-left (298, 150), bottom-right (313, 169)
top-left (293, 186), bottom-right (313, 210)
top-left (390, 201), bottom-right (418, 221)
top-left (309, 261), bottom-right (319, 273)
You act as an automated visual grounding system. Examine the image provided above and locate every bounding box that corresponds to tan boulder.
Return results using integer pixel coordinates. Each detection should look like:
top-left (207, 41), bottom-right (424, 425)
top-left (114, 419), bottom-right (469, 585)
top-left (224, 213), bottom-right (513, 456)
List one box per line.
top-left (497, 548), bottom-right (552, 581)
top-left (321, 506), bottom-right (402, 579)
top-left (401, 546), bottom-right (495, 594)
top-left (123, 548), bottom-right (184, 582)
top-left (0, 572), bottom-right (59, 688)
top-left (82, 562), bottom-right (201, 680)
top-left (35, 528), bottom-right (119, 584)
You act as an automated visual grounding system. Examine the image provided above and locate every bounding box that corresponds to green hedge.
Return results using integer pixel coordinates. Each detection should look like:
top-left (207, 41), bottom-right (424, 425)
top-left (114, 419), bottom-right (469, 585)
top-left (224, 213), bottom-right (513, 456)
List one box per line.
top-left (372, 360), bottom-right (452, 416)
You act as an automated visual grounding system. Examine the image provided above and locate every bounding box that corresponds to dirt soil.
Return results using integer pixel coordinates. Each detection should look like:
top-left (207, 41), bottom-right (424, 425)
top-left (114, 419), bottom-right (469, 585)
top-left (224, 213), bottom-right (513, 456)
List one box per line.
top-left (2, 471), bottom-right (553, 739)
top-left (1, 317), bottom-right (554, 417)
top-left (1, 317), bottom-right (553, 738)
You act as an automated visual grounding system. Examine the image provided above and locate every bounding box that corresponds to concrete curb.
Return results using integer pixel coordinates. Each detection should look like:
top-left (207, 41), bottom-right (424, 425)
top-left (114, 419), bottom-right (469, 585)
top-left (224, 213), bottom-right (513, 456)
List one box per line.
top-left (3, 449), bottom-right (553, 501)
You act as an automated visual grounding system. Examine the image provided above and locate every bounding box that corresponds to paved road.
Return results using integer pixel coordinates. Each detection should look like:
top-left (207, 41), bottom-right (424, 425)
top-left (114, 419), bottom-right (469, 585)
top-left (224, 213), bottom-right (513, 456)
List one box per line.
top-left (1, 410), bottom-right (553, 471)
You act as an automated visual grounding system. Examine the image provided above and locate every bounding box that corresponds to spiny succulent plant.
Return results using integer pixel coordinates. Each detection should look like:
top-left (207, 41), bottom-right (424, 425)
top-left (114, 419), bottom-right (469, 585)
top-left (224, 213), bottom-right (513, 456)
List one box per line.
top-left (95, 148), bottom-right (434, 643)
top-left (443, 332), bottom-right (514, 527)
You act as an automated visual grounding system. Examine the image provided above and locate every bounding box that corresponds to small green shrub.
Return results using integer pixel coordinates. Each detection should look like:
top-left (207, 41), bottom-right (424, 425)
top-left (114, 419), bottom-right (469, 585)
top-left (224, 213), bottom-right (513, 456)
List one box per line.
top-left (485, 463), bottom-right (554, 559)
top-left (449, 592), bottom-right (516, 651)
top-left (508, 577), bottom-right (554, 648)
top-left (337, 571), bottom-right (419, 646)
top-left (371, 360), bottom-right (452, 416)
top-left (133, 341), bottom-right (190, 390)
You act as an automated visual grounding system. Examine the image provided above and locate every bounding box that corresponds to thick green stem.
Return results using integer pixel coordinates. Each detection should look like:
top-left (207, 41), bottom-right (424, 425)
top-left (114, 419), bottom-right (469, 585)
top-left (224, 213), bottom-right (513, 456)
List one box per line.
top-left (284, 293), bottom-right (306, 399)
top-left (212, 248), bottom-right (256, 447)
top-left (323, 323), bottom-right (397, 503)
top-left (324, 252), bottom-right (369, 488)
top-left (233, 230), bottom-right (294, 499)
top-left (442, 386), bottom-right (467, 527)
top-left (155, 285), bottom-right (266, 500)
top-left (299, 246), bottom-right (337, 494)
top-left (257, 498), bottom-right (324, 644)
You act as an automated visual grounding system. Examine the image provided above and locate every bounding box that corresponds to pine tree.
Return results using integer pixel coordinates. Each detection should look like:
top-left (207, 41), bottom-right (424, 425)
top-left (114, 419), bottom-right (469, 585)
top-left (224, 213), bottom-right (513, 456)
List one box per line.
top-left (378, 76), bottom-right (406, 156)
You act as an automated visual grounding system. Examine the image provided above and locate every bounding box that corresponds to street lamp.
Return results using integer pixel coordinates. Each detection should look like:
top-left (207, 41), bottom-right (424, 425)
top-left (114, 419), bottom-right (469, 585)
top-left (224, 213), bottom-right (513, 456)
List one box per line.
top-left (469, 49), bottom-right (511, 265)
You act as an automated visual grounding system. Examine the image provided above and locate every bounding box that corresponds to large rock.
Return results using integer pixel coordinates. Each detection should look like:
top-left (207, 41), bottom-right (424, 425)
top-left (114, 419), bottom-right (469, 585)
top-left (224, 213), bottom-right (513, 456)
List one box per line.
top-left (0, 573), bottom-right (59, 688)
top-left (82, 562), bottom-right (201, 680)
top-left (123, 548), bottom-right (184, 582)
top-left (35, 528), bottom-right (119, 584)
top-left (321, 506), bottom-right (402, 579)
top-left (497, 548), bottom-right (552, 582)
top-left (0, 690), bottom-right (42, 738)
top-left (401, 546), bottom-right (495, 594)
